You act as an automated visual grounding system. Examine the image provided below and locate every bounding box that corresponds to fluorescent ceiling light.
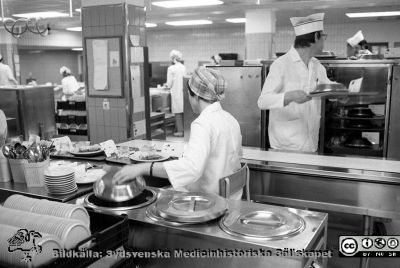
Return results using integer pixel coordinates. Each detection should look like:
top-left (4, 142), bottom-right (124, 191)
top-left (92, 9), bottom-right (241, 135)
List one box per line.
top-left (66, 27), bottom-right (82, 32)
top-left (75, 8), bottom-right (81, 13)
top-left (145, 23), bottom-right (157, 28)
top-left (346, 11), bottom-right (400, 18)
top-left (13, 11), bottom-right (69, 19)
top-left (226, 18), bottom-right (246, 23)
top-left (153, 0), bottom-right (223, 8)
top-left (166, 20), bottom-right (213, 26)
top-left (71, 48), bottom-right (83, 51)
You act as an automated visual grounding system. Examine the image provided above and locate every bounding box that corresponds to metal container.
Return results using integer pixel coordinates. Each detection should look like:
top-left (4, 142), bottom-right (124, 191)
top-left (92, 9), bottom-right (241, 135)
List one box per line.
top-left (93, 167), bottom-right (146, 202)
top-left (153, 192), bottom-right (228, 223)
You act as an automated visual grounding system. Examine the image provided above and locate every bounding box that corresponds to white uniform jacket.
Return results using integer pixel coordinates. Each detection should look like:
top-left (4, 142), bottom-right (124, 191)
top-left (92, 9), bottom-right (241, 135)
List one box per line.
top-left (61, 75), bottom-right (80, 95)
top-left (163, 102), bottom-right (243, 200)
top-left (257, 47), bottom-right (331, 152)
top-left (166, 62), bottom-right (186, 114)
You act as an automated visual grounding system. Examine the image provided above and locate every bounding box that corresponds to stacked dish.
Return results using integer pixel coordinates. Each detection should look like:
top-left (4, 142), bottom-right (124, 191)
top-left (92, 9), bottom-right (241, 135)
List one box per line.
top-left (4, 194), bottom-right (90, 228)
top-left (0, 224), bottom-right (62, 267)
top-left (44, 167), bottom-right (77, 195)
top-left (0, 206), bottom-right (90, 249)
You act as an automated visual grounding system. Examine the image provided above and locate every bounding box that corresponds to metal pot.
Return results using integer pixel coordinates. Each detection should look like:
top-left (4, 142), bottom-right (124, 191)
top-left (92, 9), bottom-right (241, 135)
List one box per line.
top-left (93, 166), bottom-right (146, 202)
top-left (348, 107), bottom-right (375, 118)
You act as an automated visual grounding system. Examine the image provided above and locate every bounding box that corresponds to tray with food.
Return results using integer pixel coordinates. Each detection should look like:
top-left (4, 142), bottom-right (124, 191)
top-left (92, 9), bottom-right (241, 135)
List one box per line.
top-left (69, 144), bottom-right (104, 156)
top-left (129, 151), bottom-right (170, 162)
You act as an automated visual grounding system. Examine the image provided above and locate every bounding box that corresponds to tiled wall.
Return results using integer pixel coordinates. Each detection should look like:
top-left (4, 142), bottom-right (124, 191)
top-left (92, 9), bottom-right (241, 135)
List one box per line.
top-left (82, 3), bottom-right (147, 143)
top-left (147, 20), bottom-right (400, 73)
top-left (86, 98), bottom-right (128, 143)
top-left (147, 25), bottom-right (245, 74)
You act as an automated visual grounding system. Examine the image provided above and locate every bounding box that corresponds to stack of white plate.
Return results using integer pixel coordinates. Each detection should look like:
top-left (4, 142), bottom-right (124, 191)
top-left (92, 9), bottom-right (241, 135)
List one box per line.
top-left (44, 167), bottom-right (77, 195)
top-left (0, 206), bottom-right (90, 249)
top-left (4, 194), bottom-right (90, 228)
top-left (0, 223), bottom-right (62, 267)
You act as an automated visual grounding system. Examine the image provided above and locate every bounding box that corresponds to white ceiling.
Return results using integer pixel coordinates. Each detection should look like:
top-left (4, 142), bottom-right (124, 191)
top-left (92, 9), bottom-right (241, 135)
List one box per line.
top-left (0, 0), bottom-right (400, 30)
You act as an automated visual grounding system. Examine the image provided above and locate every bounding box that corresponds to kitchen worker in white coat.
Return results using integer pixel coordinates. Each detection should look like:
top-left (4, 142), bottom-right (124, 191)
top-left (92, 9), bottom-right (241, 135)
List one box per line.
top-left (347, 30), bottom-right (372, 59)
top-left (113, 67), bottom-right (243, 200)
top-left (0, 54), bottom-right (18, 86)
top-left (165, 50), bottom-right (186, 137)
top-left (59, 66), bottom-right (81, 95)
top-left (258, 13), bottom-right (332, 152)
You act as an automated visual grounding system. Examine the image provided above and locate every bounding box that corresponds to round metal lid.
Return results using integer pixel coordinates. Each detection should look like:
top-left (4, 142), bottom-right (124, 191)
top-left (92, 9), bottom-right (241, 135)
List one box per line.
top-left (219, 208), bottom-right (305, 240)
top-left (155, 192), bottom-right (228, 223)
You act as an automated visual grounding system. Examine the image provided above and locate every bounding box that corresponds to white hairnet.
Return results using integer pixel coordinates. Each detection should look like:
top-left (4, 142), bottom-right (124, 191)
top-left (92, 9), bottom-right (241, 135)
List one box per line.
top-left (170, 50), bottom-right (183, 62)
top-left (60, 66), bottom-right (71, 75)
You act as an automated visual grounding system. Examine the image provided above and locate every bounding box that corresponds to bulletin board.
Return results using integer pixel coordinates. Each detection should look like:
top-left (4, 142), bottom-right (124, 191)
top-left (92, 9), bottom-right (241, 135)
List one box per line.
top-left (85, 37), bottom-right (124, 97)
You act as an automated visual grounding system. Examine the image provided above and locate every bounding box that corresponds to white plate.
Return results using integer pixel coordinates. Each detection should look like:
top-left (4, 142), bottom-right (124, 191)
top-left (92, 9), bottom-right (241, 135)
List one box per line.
top-left (129, 151), bottom-right (169, 162)
top-left (69, 149), bottom-right (104, 157)
top-left (45, 167), bottom-right (75, 177)
top-left (75, 169), bottom-right (106, 184)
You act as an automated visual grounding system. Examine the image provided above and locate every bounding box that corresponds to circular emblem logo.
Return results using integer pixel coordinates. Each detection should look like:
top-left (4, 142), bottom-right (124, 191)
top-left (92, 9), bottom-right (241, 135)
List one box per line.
top-left (341, 238), bottom-right (358, 256)
top-left (387, 238), bottom-right (399, 249)
top-left (362, 238), bottom-right (373, 249)
top-left (374, 237), bottom-right (386, 249)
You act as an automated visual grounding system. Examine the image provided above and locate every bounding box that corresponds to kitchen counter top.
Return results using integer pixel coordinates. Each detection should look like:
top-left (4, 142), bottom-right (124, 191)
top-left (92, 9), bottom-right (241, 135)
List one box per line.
top-left (0, 85), bottom-right (54, 91)
top-left (118, 139), bottom-right (400, 181)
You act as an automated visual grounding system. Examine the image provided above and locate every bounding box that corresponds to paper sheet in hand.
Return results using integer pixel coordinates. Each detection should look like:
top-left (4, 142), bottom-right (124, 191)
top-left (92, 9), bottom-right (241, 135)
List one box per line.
top-left (93, 40), bottom-right (108, 90)
top-left (348, 77), bottom-right (363, 93)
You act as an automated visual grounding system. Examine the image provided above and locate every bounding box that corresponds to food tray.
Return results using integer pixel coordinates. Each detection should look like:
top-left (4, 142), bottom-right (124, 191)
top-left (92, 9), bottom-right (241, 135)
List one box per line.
top-left (43, 209), bottom-right (129, 268)
top-left (50, 152), bottom-right (107, 161)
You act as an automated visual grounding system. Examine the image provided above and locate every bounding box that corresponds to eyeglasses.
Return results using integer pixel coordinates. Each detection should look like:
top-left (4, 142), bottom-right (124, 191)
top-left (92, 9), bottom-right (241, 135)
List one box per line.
top-left (321, 33), bottom-right (328, 40)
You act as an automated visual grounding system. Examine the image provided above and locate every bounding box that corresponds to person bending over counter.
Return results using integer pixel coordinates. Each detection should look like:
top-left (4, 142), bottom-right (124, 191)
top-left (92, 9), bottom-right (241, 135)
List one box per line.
top-left (257, 13), bottom-right (332, 153)
top-left (113, 67), bottom-right (244, 200)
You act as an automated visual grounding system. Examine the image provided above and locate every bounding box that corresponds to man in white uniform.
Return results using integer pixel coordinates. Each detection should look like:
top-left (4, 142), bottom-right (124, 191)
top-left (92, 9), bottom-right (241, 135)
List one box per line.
top-left (347, 30), bottom-right (372, 59)
top-left (113, 67), bottom-right (243, 200)
top-left (166, 50), bottom-right (186, 137)
top-left (0, 54), bottom-right (18, 86)
top-left (258, 13), bottom-right (332, 152)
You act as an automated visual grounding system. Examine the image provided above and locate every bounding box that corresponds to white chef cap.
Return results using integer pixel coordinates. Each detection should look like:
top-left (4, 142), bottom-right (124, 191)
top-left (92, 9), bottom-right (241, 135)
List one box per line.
top-left (347, 30), bottom-right (365, 48)
top-left (59, 66), bottom-right (71, 75)
top-left (290, 13), bottom-right (325, 36)
top-left (170, 50), bottom-right (183, 62)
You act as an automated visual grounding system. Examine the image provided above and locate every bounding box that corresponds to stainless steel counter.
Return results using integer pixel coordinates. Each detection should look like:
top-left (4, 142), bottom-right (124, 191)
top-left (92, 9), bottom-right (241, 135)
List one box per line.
top-left (74, 188), bottom-right (328, 268)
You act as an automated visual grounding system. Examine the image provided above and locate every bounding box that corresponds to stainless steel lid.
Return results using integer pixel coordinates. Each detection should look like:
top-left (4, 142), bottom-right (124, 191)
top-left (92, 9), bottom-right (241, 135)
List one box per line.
top-left (154, 192), bottom-right (228, 223)
top-left (219, 207), bottom-right (305, 240)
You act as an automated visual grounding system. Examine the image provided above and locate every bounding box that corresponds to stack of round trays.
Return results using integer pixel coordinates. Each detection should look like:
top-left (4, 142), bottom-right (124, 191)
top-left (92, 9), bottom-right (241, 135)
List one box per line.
top-left (44, 167), bottom-right (78, 195)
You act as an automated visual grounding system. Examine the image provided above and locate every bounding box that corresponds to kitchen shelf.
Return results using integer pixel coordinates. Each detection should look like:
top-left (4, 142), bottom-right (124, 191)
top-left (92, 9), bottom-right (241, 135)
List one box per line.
top-left (324, 144), bottom-right (383, 157)
top-left (330, 115), bottom-right (385, 120)
top-left (329, 126), bottom-right (384, 132)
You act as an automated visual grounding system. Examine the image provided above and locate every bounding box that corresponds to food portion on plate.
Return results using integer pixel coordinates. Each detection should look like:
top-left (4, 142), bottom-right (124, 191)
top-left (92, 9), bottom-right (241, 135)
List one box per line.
top-left (78, 144), bottom-right (102, 152)
top-left (130, 151), bottom-right (169, 162)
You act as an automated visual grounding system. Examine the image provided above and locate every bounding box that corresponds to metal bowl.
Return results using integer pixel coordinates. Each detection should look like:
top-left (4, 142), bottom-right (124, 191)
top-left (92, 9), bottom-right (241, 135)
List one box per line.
top-left (344, 137), bottom-right (373, 149)
top-left (93, 166), bottom-right (146, 202)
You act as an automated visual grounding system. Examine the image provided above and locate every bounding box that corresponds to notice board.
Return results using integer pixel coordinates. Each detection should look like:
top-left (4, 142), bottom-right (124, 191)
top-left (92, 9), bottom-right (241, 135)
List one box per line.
top-left (85, 37), bottom-right (123, 97)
